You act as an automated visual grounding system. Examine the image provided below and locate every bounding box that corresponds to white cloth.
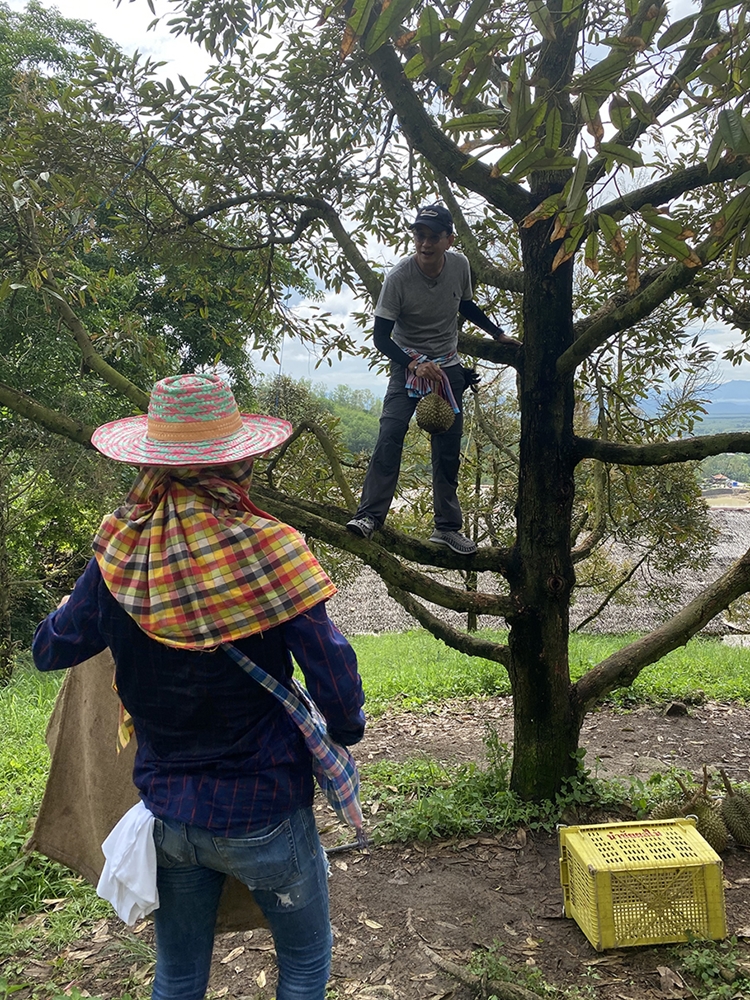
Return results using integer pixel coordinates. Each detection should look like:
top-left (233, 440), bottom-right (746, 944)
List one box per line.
top-left (96, 801), bottom-right (159, 925)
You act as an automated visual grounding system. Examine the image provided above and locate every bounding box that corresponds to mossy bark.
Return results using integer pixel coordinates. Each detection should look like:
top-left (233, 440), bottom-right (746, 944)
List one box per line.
top-left (504, 219), bottom-right (580, 799)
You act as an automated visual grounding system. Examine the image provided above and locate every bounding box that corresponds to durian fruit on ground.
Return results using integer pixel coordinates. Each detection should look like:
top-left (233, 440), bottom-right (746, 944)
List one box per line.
top-left (415, 393), bottom-right (455, 434)
top-left (688, 799), bottom-right (729, 854)
top-left (648, 768), bottom-right (729, 853)
top-left (648, 798), bottom-right (729, 853)
top-left (720, 768), bottom-right (750, 846)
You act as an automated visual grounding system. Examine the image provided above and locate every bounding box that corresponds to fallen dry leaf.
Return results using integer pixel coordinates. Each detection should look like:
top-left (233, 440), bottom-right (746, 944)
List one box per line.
top-left (256, 969), bottom-right (267, 987)
top-left (656, 965), bottom-right (684, 992)
top-left (220, 945), bottom-right (245, 964)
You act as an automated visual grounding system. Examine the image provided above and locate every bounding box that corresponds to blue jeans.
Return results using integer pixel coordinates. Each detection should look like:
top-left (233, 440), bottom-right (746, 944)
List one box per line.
top-left (151, 807), bottom-right (331, 1000)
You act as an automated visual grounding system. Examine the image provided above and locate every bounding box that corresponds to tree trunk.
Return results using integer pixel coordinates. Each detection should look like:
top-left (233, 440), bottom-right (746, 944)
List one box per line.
top-left (505, 220), bottom-right (579, 799)
top-left (0, 465), bottom-right (14, 685)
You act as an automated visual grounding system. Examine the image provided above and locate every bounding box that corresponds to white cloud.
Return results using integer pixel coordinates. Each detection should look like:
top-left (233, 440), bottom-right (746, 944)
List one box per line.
top-left (8, 0), bottom-right (211, 81)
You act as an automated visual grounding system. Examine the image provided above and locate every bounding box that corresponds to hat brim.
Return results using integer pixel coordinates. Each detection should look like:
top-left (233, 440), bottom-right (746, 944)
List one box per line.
top-left (409, 219), bottom-right (452, 234)
top-left (91, 414), bottom-right (293, 466)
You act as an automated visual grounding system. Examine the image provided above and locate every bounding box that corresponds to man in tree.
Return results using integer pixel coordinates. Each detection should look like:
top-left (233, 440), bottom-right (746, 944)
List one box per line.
top-left (346, 204), bottom-right (510, 555)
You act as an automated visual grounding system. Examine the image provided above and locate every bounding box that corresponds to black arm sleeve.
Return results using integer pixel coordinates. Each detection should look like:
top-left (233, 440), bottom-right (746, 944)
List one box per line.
top-left (373, 315), bottom-right (414, 368)
top-left (459, 299), bottom-right (504, 338)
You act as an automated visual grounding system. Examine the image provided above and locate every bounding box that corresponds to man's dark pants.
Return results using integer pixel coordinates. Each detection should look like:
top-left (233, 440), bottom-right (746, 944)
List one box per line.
top-left (355, 363), bottom-right (466, 531)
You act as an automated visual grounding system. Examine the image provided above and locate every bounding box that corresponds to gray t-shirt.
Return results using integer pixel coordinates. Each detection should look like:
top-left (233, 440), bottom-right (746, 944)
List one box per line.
top-left (374, 252), bottom-right (472, 362)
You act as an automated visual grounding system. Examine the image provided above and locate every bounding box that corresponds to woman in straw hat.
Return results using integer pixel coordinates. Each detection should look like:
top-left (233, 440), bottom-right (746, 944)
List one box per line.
top-left (33, 373), bottom-right (365, 1000)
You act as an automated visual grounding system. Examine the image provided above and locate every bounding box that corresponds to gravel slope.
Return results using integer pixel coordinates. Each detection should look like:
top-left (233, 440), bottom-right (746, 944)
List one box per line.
top-left (326, 507), bottom-right (750, 636)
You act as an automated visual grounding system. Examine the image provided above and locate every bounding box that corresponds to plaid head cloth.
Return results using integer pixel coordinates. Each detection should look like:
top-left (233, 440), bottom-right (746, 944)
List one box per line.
top-left (225, 644), bottom-right (366, 844)
top-left (92, 463), bottom-right (336, 651)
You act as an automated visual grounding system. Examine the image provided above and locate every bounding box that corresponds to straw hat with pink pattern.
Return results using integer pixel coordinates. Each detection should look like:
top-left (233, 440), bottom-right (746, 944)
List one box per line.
top-left (92, 373), bottom-right (292, 466)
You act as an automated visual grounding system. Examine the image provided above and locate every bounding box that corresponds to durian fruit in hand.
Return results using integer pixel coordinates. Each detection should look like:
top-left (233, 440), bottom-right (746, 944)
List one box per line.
top-left (416, 393), bottom-right (455, 435)
top-left (720, 768), bottom-right (750, 846)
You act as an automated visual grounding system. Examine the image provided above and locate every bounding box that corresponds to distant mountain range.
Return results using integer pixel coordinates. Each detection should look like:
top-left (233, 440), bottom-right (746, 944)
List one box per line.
top-left (703, 381), bottom-right (750, 415)
top-left (640, 381), bottom-right (750, 425)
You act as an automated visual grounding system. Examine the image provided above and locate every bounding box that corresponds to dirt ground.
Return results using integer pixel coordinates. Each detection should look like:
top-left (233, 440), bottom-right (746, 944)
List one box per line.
top-left (11, 699), bottom-right (750, 1000)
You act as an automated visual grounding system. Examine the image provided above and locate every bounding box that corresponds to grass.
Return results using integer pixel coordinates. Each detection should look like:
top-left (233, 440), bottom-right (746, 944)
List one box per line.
top-left (353, 629), bottom-right (750, 714)
top-left (4, 628), bottom-right (750, 992)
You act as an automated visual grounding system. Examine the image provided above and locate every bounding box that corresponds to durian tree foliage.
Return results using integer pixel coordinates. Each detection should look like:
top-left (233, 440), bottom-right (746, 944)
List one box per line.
top-left (7, 0), bottom-right (750, 796)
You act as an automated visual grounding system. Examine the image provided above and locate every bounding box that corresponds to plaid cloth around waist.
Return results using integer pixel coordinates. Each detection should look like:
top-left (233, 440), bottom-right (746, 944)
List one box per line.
top-left (403, 349), bottom-right (460, 414)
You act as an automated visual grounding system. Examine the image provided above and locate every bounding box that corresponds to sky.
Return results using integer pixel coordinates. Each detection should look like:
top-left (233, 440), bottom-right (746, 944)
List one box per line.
top-left (9, 0), bottom-right (750, 395)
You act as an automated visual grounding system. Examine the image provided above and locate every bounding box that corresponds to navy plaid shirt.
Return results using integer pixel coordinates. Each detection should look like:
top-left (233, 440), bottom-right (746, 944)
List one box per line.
top-left (33, 558), bottom-right (365, 836)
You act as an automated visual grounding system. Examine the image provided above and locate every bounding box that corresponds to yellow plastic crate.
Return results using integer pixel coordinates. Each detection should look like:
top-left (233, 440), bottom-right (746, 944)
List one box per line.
top-left (559, 818), bottom-right (726, 951)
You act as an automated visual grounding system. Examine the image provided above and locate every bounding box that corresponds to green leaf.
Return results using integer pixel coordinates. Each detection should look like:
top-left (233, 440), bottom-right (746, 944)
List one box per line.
top-left (463, 53), bottom-right (494, 104)
top-left (347, 0), bottom-right (378, 40)
top-left (597, 214), bottom-right (619, 243)
top-left (505, 146), bottom-right (547, 181)
top-left (579, 93), bottom-right (601, 124)
top-left (455, 0), bottom-right (492, 45)
top-left (365, 0), bottom-right (418, 53)
top-left (626, 90), bottom-right (655, 125)
top-left (416, 6), bottom-right (442, 63)
top-left (651, 230), bottom-right (695, 264)
top-left (544, 105), bottom-right (562, 152)
top-left (527, 0), bottom-right (557, 41)
top-left (572, 49), bottom-right (631, 97)
top-left (508, 69), bottom-right (531, 142)
top-left (657, 13), bottom-right (697, 51)
top-left (718, 109), bottom-right (750, 155)
top-left (706, 131), bottom-right (724, 173)
top-left (598, 141), bottom-right (643, 168)
top-left (492, 142), bottom-right (536, 176)
top-left (565, 150), bottom-right (588, 213)
top-left (609, 95), bottom-right (632, 131)
top-left (521, 192), bottom-right (565, 228)
top-left (641, 210), bottom-right (685, 237)
top-left (404, 51), bottom-right (427, 78)
top-left (444, 110), bottom-right (508, 130)
top-left (584, 231), bottom-right (599, 273)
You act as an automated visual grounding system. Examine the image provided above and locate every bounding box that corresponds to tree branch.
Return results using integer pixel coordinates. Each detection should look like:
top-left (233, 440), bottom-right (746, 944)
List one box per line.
top-left (584, 0), bottom-right (723, 188)
top-left (365, 44), bottom-right (533, 222)
top-left (437, 178), bottom-right (524, 292)
top-left (250, 486), bottom-right (513, 614)
top-left (472, 393), bottom-right (519, 466)
top-left (571, 461), bottom-right (607, 562)
top-left (588, 157), bottom-right (750, 228)
top-left (574, 431), bottom-right (750, 466)
top-left (135, 179), bottom-right (384, 303)
top-left (264, 421), bottom-right (357, 511)
top-left (251, 484), bottom-right (513, 574)
top-left (557, 259), bottom-right (697, 376)
top-left (573, 547), bottom-right (653, 632)
top-left (386, 584), bottom-right (511, 665)
top-left (38, 273), bottom-right (150, 411)
top-left (458, 329), bottom-right (523, 368)
top-left (573, 546), bottom-right (750, 716)
top-left (0, 381), bottom-right (96, 448)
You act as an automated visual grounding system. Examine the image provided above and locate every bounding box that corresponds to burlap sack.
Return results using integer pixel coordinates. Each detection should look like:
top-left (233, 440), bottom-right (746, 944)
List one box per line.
top-left (28, 649), bottom-right (267, 931)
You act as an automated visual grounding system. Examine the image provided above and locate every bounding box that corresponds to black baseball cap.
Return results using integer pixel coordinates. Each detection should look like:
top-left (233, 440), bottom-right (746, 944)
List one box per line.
top-left (410, 204), bottom-right (454, 235)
